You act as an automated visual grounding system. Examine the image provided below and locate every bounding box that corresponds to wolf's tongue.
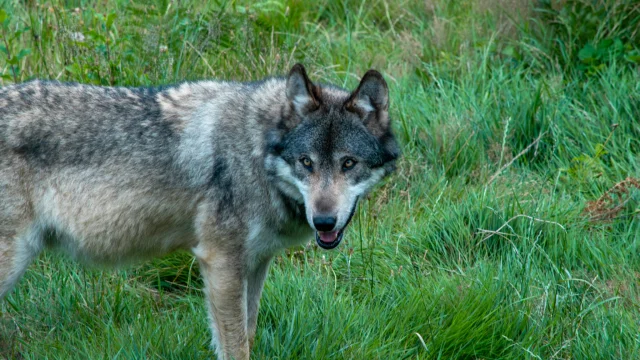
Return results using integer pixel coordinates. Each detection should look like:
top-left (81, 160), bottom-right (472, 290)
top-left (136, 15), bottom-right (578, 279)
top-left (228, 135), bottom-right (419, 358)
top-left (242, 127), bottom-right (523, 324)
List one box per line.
top-left (317, 231), bottom-right (339, 243)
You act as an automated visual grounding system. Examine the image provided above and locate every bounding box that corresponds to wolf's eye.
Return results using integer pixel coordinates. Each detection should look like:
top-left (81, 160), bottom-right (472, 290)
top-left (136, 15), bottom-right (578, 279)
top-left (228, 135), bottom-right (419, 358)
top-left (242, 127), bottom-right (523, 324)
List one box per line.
top-left (342, 158), bottom-right (357, 171)
top-left (300, 156), bottom-right (313, 171)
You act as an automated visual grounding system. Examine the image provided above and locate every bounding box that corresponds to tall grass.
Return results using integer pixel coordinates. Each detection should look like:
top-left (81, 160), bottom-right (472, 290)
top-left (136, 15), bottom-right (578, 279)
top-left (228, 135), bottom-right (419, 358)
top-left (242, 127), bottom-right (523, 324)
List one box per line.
top-left (1, 0), bottom-right (639, 359)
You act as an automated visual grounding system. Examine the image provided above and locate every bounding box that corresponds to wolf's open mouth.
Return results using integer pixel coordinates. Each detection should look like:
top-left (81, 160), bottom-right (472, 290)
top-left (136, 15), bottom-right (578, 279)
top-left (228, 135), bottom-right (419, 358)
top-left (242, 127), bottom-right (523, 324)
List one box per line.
top-left (315, 229), bottom-right (345, 249)
top-left (315, 197), bottom-right (359, 250)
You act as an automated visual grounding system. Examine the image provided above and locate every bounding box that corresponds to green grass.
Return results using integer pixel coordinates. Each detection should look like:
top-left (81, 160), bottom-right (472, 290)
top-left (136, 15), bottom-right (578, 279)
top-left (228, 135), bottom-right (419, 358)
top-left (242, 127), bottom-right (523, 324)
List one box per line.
top-left (1, 0), bottom-right (640, 359)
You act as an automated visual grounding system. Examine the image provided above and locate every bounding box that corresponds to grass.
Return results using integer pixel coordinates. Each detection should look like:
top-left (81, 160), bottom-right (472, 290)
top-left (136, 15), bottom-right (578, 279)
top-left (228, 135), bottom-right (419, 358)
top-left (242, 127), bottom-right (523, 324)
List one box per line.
top-left (1, 0), bottom-right (639, 359)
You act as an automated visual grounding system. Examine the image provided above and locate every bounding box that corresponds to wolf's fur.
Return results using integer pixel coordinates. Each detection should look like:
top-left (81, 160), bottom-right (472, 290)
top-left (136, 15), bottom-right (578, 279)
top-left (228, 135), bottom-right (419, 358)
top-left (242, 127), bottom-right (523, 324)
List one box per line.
top-left (0, 64), bottom-right (399, 359)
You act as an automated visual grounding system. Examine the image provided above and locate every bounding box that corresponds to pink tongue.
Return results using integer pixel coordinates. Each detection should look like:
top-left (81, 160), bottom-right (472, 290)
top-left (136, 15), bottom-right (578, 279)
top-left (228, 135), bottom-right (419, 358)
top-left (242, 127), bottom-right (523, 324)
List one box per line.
top-left (318, 231), bottom-right (339, 243)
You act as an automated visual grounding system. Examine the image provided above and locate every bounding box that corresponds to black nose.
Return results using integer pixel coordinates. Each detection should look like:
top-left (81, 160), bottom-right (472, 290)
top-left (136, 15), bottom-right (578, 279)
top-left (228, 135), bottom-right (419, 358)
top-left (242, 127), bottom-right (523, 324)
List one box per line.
top-left (313, 216), bottom-right (337, 232)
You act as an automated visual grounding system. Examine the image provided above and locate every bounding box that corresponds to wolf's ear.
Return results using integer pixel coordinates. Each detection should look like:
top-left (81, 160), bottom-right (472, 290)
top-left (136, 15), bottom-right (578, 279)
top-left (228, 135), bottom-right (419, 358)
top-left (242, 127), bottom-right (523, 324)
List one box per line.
top-left (286, 64), bottom-right (320, 117)
top-left (345, 70), bottom-right (389, 137)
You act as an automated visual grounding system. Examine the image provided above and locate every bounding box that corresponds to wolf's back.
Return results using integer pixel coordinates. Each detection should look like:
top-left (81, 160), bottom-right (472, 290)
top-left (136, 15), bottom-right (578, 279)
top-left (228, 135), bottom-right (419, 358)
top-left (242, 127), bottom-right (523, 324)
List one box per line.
top-left (0, 81), bottom-right (182, 170)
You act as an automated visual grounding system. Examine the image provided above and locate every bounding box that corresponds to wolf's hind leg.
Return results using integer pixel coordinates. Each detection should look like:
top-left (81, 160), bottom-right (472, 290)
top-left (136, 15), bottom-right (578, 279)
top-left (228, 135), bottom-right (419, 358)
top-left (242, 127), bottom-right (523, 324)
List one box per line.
top-left (0, 228), bottom-right (42, 300)
top-left (0, 159), bottom-right (41, 300)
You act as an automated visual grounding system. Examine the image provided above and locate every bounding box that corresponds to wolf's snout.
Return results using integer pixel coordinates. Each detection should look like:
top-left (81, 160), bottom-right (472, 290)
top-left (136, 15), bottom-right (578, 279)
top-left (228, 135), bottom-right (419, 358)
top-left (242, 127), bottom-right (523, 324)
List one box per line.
top-left (313, 216), bottom-right (337, 232)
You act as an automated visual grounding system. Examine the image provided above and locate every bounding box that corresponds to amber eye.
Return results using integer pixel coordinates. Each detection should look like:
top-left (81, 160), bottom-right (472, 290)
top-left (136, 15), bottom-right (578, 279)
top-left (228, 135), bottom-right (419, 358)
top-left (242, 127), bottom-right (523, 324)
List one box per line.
top-left (300, 156), bottom-right (313, 170)
top-left (343, 158), bottom-right (357, 170)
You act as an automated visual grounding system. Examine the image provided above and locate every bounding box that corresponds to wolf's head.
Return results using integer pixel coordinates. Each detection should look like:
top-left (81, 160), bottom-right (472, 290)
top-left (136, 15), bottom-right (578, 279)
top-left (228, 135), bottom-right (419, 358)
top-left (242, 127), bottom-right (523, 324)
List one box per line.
top-left (265, 64), bottom-right (400, 249)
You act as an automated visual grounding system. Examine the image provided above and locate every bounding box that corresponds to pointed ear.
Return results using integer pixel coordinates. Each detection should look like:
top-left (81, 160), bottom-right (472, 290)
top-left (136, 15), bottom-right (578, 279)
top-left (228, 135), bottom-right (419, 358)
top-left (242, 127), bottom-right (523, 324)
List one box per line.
top-left (286, 63), bottom-right (320, 117)
top-left (345, 70), bottom-right (389, 137)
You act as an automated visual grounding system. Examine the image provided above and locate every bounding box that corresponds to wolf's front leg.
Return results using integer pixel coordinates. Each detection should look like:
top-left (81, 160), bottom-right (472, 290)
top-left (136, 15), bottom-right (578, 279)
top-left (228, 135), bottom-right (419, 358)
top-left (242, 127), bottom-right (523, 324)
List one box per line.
top-left (246, 256), bottom-right (272, 349)
top-left (194, 244), bottom-right (249, 360)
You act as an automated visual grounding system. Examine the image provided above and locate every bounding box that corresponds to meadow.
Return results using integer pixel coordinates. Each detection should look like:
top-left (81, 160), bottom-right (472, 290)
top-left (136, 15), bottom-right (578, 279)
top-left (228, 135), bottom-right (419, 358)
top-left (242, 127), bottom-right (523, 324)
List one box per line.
top-left (1, 0), bottom-right (639, 358)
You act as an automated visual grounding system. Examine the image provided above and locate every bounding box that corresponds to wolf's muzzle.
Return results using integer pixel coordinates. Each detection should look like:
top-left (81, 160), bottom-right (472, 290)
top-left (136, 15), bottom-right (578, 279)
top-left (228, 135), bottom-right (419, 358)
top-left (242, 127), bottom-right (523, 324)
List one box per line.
top-left (315, 197), bottom-right (359, 250)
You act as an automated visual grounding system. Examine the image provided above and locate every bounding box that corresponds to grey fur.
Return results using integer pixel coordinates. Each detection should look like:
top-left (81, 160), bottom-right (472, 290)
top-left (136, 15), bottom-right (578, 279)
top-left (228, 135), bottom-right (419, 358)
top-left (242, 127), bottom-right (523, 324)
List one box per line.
top-left (0, 64), bottom-right (399, 359)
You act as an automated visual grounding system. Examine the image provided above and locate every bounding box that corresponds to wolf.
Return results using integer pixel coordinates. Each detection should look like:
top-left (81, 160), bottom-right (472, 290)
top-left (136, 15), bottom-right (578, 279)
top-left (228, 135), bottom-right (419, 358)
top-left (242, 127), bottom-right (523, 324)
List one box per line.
top-left (0, 64), bottom-right (399, 359)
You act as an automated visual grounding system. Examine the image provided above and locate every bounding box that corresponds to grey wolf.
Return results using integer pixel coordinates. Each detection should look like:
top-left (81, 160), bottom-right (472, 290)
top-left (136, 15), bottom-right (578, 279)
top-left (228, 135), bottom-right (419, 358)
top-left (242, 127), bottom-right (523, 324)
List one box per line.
top-left (0, 64), bottom-right (399, 359)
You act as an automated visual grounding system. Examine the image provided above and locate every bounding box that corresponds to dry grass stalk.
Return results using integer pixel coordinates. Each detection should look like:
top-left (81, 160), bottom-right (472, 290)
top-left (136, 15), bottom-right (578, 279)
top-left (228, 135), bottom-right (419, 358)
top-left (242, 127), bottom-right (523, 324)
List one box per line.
top-left (583, 177), bottom-right (640, 222)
